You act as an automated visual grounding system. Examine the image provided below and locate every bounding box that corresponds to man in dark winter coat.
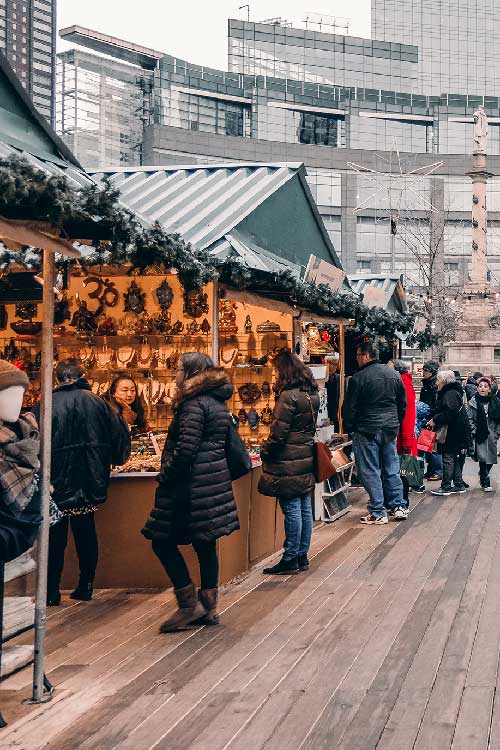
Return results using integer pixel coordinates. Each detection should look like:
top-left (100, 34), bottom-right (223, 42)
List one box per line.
top-left (342, 340), bottom-right (407, 524)
top-left (465, 371), bottom-right (483, 402)
top-left (419, 360), bottom-right (442, 481)
top-left (35, 358), bottom-right (130, 605)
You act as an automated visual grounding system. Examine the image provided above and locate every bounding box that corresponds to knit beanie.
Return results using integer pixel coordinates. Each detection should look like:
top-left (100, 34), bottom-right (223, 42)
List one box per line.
top-left (0, 360), bottom-right (29, 391)
top-left (423, 360), bottom-right (439, 375)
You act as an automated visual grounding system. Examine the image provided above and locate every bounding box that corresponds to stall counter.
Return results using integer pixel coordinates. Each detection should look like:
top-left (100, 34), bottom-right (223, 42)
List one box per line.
top-left (61, 466), bottom-right (284, 589)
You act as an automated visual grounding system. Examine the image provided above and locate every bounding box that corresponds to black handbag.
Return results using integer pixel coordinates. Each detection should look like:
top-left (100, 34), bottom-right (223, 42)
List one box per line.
top-left (226, 415), bottom-right (252, 481)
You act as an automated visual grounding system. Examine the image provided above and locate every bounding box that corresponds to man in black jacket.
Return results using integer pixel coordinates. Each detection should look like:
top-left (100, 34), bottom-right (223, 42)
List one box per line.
top-left (35, 359), bottom-right (130, 605)
top-left (419, 360), bottom-right (442, 480)
top-left (342, 340), bottom-right (407, 524)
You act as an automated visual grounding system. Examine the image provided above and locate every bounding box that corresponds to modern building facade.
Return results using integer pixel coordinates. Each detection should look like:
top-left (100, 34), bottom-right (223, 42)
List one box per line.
top-left (56, 2), bottom-right (500, 290)
top-left (0, 0), bottom-right (56, 124)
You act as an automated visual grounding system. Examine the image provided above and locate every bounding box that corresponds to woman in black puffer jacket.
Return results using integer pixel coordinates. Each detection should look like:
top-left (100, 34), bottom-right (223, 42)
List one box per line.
top-left (142, 353), bottom-right (239, 632)
top-left (258, 350), bottom-right (319, 576)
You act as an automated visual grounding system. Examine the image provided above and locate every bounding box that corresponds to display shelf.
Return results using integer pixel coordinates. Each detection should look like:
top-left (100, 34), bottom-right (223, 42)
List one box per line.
top-left (321, 441), bottom-right (354, 523)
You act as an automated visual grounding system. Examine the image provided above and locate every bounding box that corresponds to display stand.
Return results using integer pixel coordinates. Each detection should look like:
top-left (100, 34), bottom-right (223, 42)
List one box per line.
top-left (321, 440), bottom-right (354, 522)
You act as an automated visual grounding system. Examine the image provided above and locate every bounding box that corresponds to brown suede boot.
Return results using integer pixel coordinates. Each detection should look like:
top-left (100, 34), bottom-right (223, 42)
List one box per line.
top-left (193, 588), bottom-right (219, 626)
top-left (159, 582), bottom-right (207, 633)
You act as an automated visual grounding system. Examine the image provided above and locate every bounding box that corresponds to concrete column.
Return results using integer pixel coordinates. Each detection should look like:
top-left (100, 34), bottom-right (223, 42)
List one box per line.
top-left (341, 171), bottom-right (358, 274)
top-left (466, 150), bottom-right (492, 290)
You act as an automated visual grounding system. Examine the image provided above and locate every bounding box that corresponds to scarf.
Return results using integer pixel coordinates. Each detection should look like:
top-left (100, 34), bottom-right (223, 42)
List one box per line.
top-left (0, 412), bottom-right (40, 516)
top-left (476, 394), bottom-right (490, 445)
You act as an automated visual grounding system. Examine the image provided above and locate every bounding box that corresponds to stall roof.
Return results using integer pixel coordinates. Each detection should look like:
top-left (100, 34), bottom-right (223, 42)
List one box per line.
top-left (91, 163), bottom-right (343, 274)
top-left (0, 51), bottom-right (92, 188)
top-left (348, 275), bottom-right (408, 314)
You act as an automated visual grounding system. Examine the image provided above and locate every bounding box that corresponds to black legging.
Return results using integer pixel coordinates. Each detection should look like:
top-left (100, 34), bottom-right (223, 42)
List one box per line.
top-left (48, 512), bottom-right (98, 590)
top-left (152, 538), bottom-right (218, 590)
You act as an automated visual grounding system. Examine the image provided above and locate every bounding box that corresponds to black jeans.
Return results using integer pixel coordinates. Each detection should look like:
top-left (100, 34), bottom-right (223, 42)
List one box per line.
top-left (48, 512), bottom-right (98, 591)
top-left (479, 462), bottom-right (493, 486)
top-left (442, 452), bottom-right (465, 490)
top-left (152, 538), bottom-right (219, 590)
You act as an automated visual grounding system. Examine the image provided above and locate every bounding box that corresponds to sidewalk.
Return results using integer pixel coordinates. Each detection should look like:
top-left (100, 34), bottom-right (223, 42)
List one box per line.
top-left (1, 468), bottom-right (500, 750)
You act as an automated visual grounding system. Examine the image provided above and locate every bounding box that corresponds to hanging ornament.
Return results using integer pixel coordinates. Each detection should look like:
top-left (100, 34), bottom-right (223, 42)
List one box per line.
top-left (155, 278), bottom-right (174, 311)
top-left (124, 279), bottom-right (146, 314)
top-left (247, 407), bottom-right (260, 430)
top-left (184, 289), bottom-right (209, 319)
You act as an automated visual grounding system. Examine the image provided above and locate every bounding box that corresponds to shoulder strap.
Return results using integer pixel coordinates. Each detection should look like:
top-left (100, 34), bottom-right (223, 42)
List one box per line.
top-left (305, 392), bottom-right (319, 437)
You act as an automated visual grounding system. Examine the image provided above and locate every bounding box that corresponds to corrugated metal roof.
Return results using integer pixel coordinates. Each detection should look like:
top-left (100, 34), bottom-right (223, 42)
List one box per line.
top-left (348, 275), bottom-right (407, 312)
top-left (91, 163), bottom-right (310, 252)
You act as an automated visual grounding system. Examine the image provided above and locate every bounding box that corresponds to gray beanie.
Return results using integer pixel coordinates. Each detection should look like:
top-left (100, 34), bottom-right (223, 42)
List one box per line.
top-left (0, 360), bottom-right (29, 391)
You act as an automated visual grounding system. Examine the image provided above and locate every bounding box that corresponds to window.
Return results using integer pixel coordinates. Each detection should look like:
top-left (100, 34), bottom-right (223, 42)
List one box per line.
top-left (494, 348), bottom-right (500, 361)
top-left (299, 113), bottom-right (338, 146)
top-left (357, 259), bottom-right (372, 271)
top-left (225, 109), bottom-right (243, 136)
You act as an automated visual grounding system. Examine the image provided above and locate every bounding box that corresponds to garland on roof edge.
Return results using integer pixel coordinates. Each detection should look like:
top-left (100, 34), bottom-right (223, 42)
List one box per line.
top-left (0, 155), bottom-right (415, 342)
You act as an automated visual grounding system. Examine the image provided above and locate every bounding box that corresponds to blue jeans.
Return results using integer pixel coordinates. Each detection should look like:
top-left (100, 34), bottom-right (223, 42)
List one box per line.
top-left (425, 451), bottom-right (442, 478)
top-left (278, 495), bottom-right (313, 561)
top-left (353, 430), bottom-right (404, 518)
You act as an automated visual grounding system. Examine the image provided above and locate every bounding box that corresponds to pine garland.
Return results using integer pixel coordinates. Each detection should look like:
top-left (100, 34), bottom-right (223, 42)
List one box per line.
top-left (0, 155), bottom-right (415, 341)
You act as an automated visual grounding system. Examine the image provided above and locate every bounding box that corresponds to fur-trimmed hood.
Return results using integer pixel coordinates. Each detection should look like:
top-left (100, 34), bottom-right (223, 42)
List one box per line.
top-left (175, 367), bottom-right (234, 406)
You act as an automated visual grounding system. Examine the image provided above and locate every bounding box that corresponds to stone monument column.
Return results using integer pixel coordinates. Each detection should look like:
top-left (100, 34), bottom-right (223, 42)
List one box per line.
top-left (466, 105), bottom-right (493, 292)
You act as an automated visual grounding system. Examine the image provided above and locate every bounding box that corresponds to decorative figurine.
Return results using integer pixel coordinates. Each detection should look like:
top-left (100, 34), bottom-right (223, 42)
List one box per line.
top-left (124, 279), bottom-right (146, 314)
top-left (200, 318), bottom-right (211, 335)
top-left (219, 299), bottom-right (238, 333)
top-left (170, 321), bottom-right (184, 335)
top-left (184, 289), bottom-right (209, 319)
top-left (136, 313), bottom-right (154, 335)
top-left (54, 292), bottom-right (71, 325)
top-left (154, 310), bottom-right (171, 334)
top-left (244, 314), bottom-right (252, 333)
top-left (238, 383), bottom-right (261, 404)
top-left (15, 302), bottom-right (38, 321)
top-left (97, 316), bottom-right (117, 336)
top-left (261, 406), bottom-right (273, 425)
top-left (187, 320), bottom-right (200, 334)
top-left (237, 408), bottom-right (248, 424)
top-left (247, 407), bottom-right (260, 430)
top-left (155, 278), bottom-right (174, 311)
top-left (261, 381), bottom-right (271, 397)
top-left (70, 297), bottom-right (98, 333)
top-left (256, 320), bottom-right (280, 332)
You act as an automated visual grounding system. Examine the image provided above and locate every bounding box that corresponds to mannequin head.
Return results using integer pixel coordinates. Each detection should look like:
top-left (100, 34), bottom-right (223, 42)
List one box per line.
top-left (0, 360), bottom-right (29, 423)
top-left (0, 385), bottom-right (25, 422)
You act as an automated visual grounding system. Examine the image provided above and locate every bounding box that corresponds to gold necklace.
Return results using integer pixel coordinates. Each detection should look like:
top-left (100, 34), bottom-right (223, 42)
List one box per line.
top-left (116, 346), bottom-right (135, 368)
top-left (220, 345), bottom-right (238, 365)
top-left (80, 347), bottom-right (95, 369)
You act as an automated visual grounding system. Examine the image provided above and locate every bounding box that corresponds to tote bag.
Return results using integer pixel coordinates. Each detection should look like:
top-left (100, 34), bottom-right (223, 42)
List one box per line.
top-left (400, 454), bottom-right (424, 490)
top-left (416, 428), bottom-right (436, 453)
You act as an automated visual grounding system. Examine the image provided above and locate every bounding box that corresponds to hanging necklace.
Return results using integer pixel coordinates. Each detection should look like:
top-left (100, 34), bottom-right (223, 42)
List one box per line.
top-left (96, 347), bottom-right (113, 369)
top-left (116, 346), bottom-right (136, 368)
top-left (219, 345), bottom-right (238, 365)
top-left (137, 344), bottom-right (152, 368)
top-left (79, 346), bottom-right (95, 369)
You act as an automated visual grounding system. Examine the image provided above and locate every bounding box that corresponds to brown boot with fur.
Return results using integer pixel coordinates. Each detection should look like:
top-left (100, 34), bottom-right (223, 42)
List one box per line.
top-left (193, 588), bottom-right (219, 625)
top-left (159, 582), bottom-right (206, 633)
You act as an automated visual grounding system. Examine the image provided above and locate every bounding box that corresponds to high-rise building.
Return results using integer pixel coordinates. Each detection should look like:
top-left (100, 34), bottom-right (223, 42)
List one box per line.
top-left (57, 3), bottom-right (500, 289)
top-left (0, 0), bottom-right (56, 124)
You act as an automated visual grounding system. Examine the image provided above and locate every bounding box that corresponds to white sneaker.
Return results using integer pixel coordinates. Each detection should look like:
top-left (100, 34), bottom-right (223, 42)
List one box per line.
top-left (483, 485), bottom-right (494, 493)
top-left (360, 514), bottom-right (388, 525)
top-left (394, 507), bottom-right (409, 521)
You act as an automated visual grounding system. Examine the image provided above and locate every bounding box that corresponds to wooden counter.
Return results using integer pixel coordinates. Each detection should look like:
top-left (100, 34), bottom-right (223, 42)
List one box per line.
top-left (62, 467), bottom-right (284, 589)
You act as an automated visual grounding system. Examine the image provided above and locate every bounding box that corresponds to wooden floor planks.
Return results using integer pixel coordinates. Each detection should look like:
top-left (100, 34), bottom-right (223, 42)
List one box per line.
top-left (3, 473), bottom-right (500, 750)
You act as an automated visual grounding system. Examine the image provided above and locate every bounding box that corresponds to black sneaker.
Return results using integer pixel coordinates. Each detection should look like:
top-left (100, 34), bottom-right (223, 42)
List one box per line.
top-left (263, 557), bottom-right (299, 575)
top-left (451, 485), bottom-right (467, 494)
top-left (412, 486), bottom-right (426, 494)
top-left (431, 487), bottom-right (453, 496)
top-left (46, 591), bottom-right (61, 607)
top-left (298, 555), bottom-right (309, 571)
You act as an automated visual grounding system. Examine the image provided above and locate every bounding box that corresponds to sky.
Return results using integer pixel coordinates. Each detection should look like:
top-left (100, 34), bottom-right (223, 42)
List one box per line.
top-left (57, 0), bottom-right (372, 69)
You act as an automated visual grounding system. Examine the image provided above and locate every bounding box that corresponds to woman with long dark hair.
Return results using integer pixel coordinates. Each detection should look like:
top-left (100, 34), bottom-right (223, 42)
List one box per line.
top-left (142, 352), bottom-right (239, 632)
top-left (467, 376), bottom-right (500, 491)
top-left (103, 376), bottom-right (147, 436)
top-left (258, 350), bottom-right (319, 575)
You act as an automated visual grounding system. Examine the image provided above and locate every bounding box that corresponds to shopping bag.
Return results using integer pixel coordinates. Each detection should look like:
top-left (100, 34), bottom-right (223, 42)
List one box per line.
top-left (226, 416), bottom-right (252, 481)
top-left (416, 428), bottom-right (436, 453)
top-left (400, 454), bottom-right (424, 490)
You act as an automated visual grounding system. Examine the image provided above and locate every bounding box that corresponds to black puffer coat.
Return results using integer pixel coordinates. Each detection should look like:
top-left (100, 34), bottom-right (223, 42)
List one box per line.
top-left (142, 368), bottom-right (240, 544)
top-left (33, 379), bottom-right (131, 513)
top-left (258, 385), bottom-right (319, 500)
top-left (433, 380), bottom-right (471, 454)
top-left (420, 374), bottom-right (438, 410)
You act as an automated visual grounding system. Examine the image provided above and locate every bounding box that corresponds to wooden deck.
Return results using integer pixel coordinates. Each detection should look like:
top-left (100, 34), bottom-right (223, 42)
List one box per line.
top-left (2, 464), bottom-right (500, 750)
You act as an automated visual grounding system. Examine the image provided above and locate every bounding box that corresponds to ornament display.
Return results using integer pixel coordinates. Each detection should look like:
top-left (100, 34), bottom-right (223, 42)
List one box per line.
top-left (184, 289), bottom-right (209, 319)
top-left (83, 275), bottom-right (119, 312)
top-left (261, 381), bottom-right (271, 397)
top-left (200, 319), bottom-right (211, 335)
top-left (237, 408), bottom-right (248, 424)
top-left (238, 383), bottom-right (261, 404)
top-left (70, 297), bottom-right (98, 334)
top-left (247, 407), bottom-right (260, 430)
top-left (155, 279), bottom-right (174, 311)
top-left (96, 316), bottom-right (117, 336)
top-left (261, 406), bottom-right (273, 425)
top-left (244, 315), bottom-right (253, 333)
top-left (219, 300), bottom-right (238, 333)
top-left (307, 324), bottom-right (334, 355)
top-left (124, 280), bottom-right (146, 314)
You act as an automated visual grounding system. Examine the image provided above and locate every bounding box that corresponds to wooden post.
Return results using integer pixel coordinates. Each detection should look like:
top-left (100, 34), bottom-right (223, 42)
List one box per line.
top-left (31, 249), bottom-right (55, 703)
top-left (338, 324), bottom-right (345, 433)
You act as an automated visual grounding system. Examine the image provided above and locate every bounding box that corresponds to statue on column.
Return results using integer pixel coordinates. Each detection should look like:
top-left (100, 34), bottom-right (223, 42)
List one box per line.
top-left (473, 105), bottom-right (488, 154)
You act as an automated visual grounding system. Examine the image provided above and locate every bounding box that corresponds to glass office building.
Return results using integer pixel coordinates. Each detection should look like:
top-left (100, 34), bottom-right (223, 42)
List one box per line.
top-left (57, 3), bottom-right (500, 288)
top-left (0, 0), bottom-right (56, 124)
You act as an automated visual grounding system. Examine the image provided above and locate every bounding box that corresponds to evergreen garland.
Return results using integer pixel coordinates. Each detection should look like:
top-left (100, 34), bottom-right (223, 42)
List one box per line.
top-left (0, 155), bottom-right (415, 341)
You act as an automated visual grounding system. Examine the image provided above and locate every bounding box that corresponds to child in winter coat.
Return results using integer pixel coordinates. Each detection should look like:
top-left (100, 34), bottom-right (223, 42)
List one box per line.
top-left (467, 377), bottom-right (500, 491)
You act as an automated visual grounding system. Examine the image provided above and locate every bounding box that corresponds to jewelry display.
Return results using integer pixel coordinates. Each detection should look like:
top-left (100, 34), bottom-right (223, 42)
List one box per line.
top-left (142, 379), bottom-right (164, 406)
top-left (238, 383), bottom-right (261, 404)
top-left (155, 279), bottom-right (174, 311)
top-left (184, 289), bottom-right (209, 319)
top-left (136, 343), bottom-right (154, 369)
top-left (256, 320), bottom-right (280, 332)
top-left (95, 346), bottom-right (114, 369)
top-left (244, 314), bottom-right (252, 333)
top-left (219, 300), bottom-right (238, 333)
top-left (124, 280), bottom-right (146, 314)
top-left (247, 407), bottom-right (260, 430)
top-left (79, 346), bottom-right (95, 369)
top-left (115, 345), bottom-right (136, 369)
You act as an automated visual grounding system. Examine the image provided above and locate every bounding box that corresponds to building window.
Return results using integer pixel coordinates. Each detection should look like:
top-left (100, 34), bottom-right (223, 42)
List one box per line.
top-left (494, 348), bottom-right (500, 361)
top-left (357, 259), bottom-right (372, 271)
top-left (299, 113), bottom-right (338, 146)
top-left (225, 109), bottom-right (243, 136)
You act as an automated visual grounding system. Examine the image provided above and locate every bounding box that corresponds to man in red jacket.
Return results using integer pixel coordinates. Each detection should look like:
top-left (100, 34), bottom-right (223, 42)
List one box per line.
top-left (389, 360), bottom-right (419, 519)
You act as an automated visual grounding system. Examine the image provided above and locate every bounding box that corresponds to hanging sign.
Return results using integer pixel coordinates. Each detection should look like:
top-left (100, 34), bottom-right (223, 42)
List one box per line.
top-left (304, 255), bottom-right (345, 292)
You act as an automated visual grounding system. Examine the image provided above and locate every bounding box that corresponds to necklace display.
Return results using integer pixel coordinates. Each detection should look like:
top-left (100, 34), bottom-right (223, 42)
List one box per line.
top-left (142, 380), bottom-right (164, 406)
top-left (137, 344), bottom-right (153, 368)
top-left (220, 345), bottom-right (238, 365)
top-left (79, 347), bottom-right (95, 369)
top-left (116, 346), bottom-right (136, 369)
top-left (95, 347), bottom-right (114, 369)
